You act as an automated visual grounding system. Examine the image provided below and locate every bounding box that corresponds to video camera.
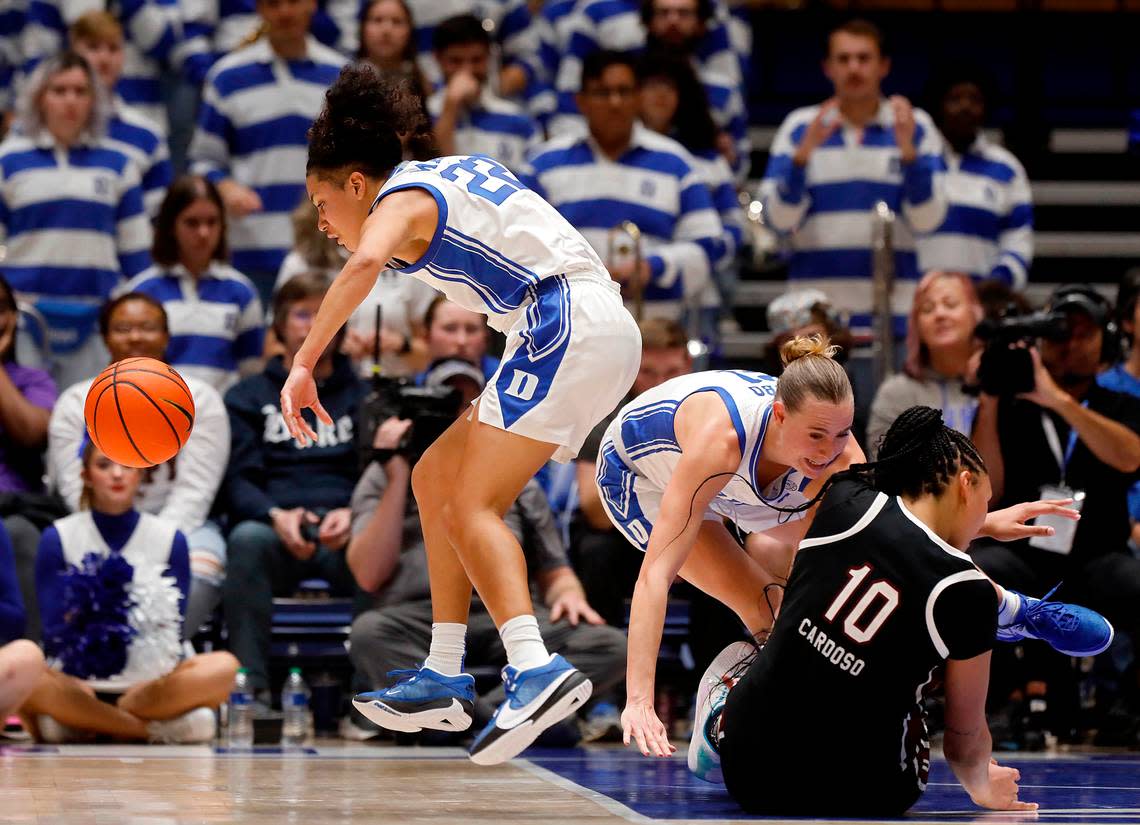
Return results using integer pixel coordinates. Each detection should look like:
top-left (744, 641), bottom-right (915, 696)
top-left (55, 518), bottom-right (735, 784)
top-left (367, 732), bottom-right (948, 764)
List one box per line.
top-left (355, 307), bottom-right (462, 468)
top-left (974, 308), bottom-right (1070, 396)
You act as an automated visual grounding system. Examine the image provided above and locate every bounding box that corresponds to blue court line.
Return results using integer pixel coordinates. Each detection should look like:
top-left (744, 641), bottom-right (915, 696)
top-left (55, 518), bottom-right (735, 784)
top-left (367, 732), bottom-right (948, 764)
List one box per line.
top-left (523, 749), bottom-right (1140, 823)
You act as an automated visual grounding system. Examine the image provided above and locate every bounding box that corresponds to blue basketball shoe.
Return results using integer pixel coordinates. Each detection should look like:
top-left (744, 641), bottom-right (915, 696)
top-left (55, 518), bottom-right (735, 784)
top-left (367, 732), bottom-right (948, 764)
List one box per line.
top-left (468, 654), bottom-right (592, 765)
top-left (996, 586), bottom-right (1114, 657)
top-left (352, 667), bottom-right (475, 733)
top-left (688, 642), bottom-right (756, 784)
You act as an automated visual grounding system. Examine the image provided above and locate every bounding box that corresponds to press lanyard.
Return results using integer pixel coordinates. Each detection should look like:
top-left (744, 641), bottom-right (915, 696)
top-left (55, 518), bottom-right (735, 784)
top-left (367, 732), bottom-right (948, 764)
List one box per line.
top-left (1040, 402), bottom-right (1087, 484)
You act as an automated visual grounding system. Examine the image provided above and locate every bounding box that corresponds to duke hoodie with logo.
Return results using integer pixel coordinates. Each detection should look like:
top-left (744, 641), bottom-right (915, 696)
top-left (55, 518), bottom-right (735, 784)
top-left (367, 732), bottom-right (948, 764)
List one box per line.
top-left (222, 354), bottom-right (367, 523)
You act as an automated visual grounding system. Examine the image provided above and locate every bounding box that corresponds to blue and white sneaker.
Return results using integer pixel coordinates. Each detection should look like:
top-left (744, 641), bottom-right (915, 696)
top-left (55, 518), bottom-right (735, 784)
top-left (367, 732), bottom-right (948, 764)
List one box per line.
top-left (996, 586), bottom-right (1114, 657)
top-left (688, 642), bottom-right (755, 784)
top-left (468, 654), bottom-right (592, 765)
top-left (352, 667), bottom-right (475, 733)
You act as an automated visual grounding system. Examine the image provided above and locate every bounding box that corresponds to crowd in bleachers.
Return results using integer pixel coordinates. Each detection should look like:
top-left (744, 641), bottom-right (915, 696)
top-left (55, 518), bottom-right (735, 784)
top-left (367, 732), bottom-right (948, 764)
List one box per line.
top-left (0, 0), bottom-right (1139, 754)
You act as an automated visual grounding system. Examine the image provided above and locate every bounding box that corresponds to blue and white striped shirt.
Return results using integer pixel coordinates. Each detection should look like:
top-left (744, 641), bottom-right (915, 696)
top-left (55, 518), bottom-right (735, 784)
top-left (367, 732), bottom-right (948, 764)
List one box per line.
top-left (0, 0), bottom-right (24, 113)
top-left (106, 101), bottom-right (173, 218)
top-left (916, 134), bottom-right (1033, 290)
top-left (761, 101), bottom-right (948, 332)
top-left (427, 88), bottom-right (539, 175)
top-left (175, 0), bottom-right (359, 86)
top-left (0, 131), bottom-right (151, 352)
top-left (692, 148), bottom-right (743, 271)
top-left (21, 0), bottom-right (181, 131)
top-left (406, 0), bottom-right (540, 89)
top-left (523, 123), bottom-right (725, 319)
top-left (188, 36), bottom-right (346, 276)
top-left (550, 0), bottom-right (748, 176)
top-left (120, 262), bottom-right (265, 392)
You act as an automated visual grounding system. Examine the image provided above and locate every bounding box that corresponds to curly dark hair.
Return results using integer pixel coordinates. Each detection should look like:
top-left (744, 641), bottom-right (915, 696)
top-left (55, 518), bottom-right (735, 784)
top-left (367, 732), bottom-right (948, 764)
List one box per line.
top-left (306, 62), bottom-right (432, 181)
top-left (636, 48), bottom-right (718, 155)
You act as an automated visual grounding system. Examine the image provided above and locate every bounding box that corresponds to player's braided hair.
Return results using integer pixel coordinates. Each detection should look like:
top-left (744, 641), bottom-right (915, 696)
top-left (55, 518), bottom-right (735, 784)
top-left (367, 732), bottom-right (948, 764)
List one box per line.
top-left (306, 62), bottom-right (433, 180)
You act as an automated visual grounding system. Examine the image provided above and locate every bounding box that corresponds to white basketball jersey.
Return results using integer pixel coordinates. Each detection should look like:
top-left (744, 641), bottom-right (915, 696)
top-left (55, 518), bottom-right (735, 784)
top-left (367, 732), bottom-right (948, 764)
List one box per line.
top-left (606, 370), bottom-right (813, 534)
top-left (373, 155), bottom-right (609, 333)
top-left (55, 511), bottom-right (179, 571)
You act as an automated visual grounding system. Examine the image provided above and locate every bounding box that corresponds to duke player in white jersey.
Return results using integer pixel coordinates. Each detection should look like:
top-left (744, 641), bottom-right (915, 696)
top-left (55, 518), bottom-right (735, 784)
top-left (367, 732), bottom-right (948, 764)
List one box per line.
top-left (279, 64), bottom-right (641, 765)
top-left (600, 335), bottom-right (1114, 758)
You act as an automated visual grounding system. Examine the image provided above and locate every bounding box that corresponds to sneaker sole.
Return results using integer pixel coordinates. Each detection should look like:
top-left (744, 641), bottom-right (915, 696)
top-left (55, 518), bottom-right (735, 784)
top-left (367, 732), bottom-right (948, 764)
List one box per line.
top-left (468, 674), bottom-right (593, 766)
top-left (352, 697), bottom-right (474, 733)
top-left (687, 642), bottom-right (753, 780)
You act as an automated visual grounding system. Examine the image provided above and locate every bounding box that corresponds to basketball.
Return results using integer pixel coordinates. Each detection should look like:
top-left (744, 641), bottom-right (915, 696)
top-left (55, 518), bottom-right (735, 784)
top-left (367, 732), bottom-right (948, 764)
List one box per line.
top-left (83, 357), bottom-right (196, 468)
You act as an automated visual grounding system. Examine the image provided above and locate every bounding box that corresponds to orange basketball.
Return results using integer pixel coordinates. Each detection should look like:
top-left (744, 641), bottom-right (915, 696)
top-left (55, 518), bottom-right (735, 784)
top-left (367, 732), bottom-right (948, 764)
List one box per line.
top-left (83, 357), bottom-right (196, 468)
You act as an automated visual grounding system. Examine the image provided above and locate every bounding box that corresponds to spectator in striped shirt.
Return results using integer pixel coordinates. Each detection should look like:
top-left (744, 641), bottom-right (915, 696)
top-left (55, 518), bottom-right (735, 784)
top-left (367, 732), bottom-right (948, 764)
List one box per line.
top-left (0, 0), bottom-right (24, 132)
top-left (641, 0), bottom-right (749, 180)
top-left (178, 0), bottom-right (361, 89)
top-left (428, 14), bottom-right (540, 176)
top-left (0, 51), bottom-right (151, 388)
top-left (639, 50), bottom-right (743, 335)
top-left (760, 19), bottom-right (947, 336)
top-left (917, 67), bottom-right (1033, 291)
top-left (524, 50), bottom-right (725, 324)
top-left (21, 0), bottom-right (180, 132)
top-left (404, 0), bottom-right (540, 96)
top-left (120, 176), bottom-right (265, 393)
top-left (551, 0), bottom-right (740, 149)
top-left (69, 12), bottom-right (173, 220)
top-left (188, 0), bottom-right (346, 307)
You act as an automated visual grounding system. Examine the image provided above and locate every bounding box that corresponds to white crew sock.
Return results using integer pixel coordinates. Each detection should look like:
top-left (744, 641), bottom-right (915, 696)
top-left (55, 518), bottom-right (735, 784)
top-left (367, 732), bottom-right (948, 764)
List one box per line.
top-left (423, 623), bottom-right (467, 676)
top-left (499, 614), bottom-right (550, 671)
top-left (996, 587), bottom-right (1023, 627)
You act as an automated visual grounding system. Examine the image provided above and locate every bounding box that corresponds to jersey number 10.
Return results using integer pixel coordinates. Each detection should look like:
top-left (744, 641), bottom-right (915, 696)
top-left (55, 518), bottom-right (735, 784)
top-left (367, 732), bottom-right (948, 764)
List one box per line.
top-left (823, 564), bottom-right (901, 644)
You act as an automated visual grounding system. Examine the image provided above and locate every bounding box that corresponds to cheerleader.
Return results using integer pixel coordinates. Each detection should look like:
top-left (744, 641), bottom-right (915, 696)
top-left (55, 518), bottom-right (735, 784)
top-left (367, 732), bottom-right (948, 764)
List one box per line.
top-left (20, 442), bottom-right (238, 743)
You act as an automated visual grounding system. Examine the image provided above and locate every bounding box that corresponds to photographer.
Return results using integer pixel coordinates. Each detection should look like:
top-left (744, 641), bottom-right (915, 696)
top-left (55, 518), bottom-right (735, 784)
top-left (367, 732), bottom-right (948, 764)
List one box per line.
top-left (221, 273), bottom-right (367, 704)
top-left (971, 284), bottom-right (1140, 746)
top-left (348, 358), bottom-right (626, 743)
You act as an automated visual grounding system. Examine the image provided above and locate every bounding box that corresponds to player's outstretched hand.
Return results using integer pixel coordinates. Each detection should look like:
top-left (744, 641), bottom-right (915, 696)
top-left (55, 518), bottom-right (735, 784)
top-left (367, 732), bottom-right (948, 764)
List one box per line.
top-left (280, 363), bottom-right (332, 447)
top-left (971, 760), bottom-right (1038, 812)
top-left (981, 498), bottom-right (1079, 542)
top-left (621, 701), bottom-right (676, 758)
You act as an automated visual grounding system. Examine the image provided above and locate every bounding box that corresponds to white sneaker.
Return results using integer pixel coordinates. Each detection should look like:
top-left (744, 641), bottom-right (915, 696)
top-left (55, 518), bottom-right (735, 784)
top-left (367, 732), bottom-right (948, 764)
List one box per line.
top-left (147, 707), bottom-right (217, 744)
top-left (688, 642), bottom-right (756, 784)
top-left (36, 714), bottom-right (93, 744)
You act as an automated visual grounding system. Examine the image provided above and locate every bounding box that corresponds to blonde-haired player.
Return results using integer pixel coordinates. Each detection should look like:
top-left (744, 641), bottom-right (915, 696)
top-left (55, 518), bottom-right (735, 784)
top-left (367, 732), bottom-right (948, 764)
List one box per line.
top-left (597, 335), bottom-right (1113, 760)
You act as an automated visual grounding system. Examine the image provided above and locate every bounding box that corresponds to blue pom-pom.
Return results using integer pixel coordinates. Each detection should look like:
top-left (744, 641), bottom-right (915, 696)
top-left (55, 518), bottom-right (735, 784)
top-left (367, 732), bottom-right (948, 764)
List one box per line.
top-left (44, 551), bottom-right (138, 680)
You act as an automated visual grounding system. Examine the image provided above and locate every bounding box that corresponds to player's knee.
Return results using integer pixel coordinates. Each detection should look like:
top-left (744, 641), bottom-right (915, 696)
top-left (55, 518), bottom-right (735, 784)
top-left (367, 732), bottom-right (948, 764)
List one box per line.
top-left (2, 640), bottom-right (45, 682)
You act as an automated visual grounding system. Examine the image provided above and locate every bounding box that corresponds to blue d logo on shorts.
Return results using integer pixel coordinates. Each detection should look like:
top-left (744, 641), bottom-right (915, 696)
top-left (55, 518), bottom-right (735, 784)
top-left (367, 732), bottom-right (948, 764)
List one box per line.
top-left (505, 369), bottom-right (539, 401)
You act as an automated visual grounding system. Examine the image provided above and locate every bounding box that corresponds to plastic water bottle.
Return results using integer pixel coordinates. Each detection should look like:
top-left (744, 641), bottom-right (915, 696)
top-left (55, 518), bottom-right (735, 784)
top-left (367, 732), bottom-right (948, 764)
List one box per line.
top-left (281, 667), bottom-right (310, 748)
top-left (228, 667), bottom-right (254, 751)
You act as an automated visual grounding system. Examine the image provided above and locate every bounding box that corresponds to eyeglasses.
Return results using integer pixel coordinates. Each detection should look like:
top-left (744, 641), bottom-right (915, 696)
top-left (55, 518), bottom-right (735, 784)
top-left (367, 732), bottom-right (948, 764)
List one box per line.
top-left (582, 86), bottom-right (637, 100)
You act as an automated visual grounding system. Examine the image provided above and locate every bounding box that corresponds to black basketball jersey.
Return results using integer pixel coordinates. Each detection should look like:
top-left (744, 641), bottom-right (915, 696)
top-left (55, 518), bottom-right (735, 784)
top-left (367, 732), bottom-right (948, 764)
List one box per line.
top-left (722, 476), bottom-right (997, 791)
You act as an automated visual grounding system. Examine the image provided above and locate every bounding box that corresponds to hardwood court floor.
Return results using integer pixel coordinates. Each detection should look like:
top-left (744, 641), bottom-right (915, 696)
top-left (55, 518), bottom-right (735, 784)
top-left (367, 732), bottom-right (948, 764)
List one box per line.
top-left (2, 742), bottom-right (1139, 825)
